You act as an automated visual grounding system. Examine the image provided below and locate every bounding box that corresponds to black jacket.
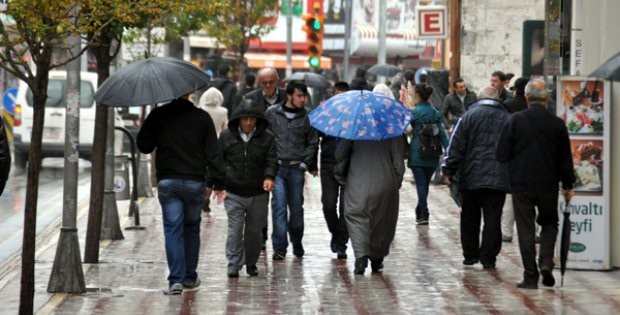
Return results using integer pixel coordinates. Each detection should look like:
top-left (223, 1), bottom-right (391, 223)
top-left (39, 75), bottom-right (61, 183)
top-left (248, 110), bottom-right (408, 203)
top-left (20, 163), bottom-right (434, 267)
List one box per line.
top-left (496, 103), bottom-right (575, 192)
top-left (441, 90), bottom-right (477, 127)
top-left (243, 88), bottom-right (287, 113)
top-left (0, 118), bottom-right (10, 195)
top-left (136, 98), bottom-right (224, 188)
top-left (210, 76), bottom-right (238, 117)
top-left (218, 101), bottom-right (277, 197)
top-left (442, 99), bottom-right (510, 191)
top-left (504, 94), bottom-right (527, 113)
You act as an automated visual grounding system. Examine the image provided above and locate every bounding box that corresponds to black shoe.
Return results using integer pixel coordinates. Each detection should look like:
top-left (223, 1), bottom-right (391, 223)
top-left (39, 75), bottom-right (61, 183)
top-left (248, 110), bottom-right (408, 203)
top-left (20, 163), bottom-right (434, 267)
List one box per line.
top-left (246, 265), bottom-right (258, 277)
top-left (293, 243), bottom-right (305, 258)
top-left (354, 257), bottom-right (368, 275)
top-left (371, 257), bottom-right (384, 273)
top-left (261, 240), bottom-right (266, 251)
top-left (227, 266), bottom-right (239, 278)
top-left (417, 215), bottom-right (429, 225)
top-left (272, 251), bottom-right (285, 260)
top-left (516, 281), bottom-right (538, 289)
top-left (337, 250), bottom-right (347, 259)
top-left (463, 258), bottom-right (478, 266)
top-left (330, 237), bottom-right (338, 254)
top-left (502, 235), bottom-right (512, 243)
top-left (482, 263), bottom-right (496, 270)
top-left (540, 267), bottom-right (555, 287)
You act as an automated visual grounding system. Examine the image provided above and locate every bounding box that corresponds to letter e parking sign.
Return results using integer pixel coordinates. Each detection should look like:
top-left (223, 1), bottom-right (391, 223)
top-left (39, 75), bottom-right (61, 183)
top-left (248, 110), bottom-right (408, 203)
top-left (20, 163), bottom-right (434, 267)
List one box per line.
top-left (416, 5), bottom-right (448, 39)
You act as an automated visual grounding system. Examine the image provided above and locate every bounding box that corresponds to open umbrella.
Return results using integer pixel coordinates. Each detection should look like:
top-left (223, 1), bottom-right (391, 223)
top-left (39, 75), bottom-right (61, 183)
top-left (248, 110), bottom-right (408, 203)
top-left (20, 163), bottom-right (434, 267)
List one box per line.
top-left (94, 57), bottom-right (211, 107)
top-left (589, 51), bottom-right (620, 81)
top-left (367, 64), bottom-right (401, 77)
top-left (560, 201), bottom-right (571, 286)
top-left (283, 71), bottom-right (329, 88)
top-left (309, 90), bottom-right (412, 140)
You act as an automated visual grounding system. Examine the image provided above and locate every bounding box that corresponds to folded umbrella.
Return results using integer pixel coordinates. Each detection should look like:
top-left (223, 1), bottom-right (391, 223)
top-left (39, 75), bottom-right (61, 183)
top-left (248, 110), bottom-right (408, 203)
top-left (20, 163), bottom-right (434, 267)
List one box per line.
top-left (560, 201), bottom-right (571, 286)
top-left (283, 71), bottom-right (329, 88)
top-left (367, 64), bottom-right (401, 77)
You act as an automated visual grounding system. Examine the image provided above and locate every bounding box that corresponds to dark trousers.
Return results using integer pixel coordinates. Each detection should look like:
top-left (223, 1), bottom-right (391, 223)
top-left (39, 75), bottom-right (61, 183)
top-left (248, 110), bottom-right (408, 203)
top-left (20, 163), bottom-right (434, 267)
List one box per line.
top-left (513, 191), bottom-right (559, 283)
top-left (460, 188), bottom-right (506, 264)
top-left (411, 166), bottom-right (436, 220)
top-left (320, 167), bottom-right (348, 252)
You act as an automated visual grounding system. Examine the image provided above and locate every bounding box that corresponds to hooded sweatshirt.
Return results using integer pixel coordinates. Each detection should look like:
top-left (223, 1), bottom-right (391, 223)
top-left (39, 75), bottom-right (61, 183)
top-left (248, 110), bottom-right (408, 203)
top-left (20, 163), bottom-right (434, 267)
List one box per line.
top-left (199, 87), bottom-right (228, 137)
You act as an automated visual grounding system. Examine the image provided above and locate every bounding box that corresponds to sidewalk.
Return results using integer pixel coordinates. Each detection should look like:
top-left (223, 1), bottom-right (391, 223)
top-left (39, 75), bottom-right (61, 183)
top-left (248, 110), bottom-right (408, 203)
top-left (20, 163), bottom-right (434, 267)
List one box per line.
top-left (2, 170), bottom-right (620, 314)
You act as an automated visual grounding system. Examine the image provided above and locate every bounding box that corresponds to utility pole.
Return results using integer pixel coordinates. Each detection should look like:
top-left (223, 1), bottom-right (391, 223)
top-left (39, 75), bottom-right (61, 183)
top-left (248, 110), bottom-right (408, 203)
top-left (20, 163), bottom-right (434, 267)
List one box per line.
top-left (377, 0), bottom-right (387, 84)
top-left (448, 0), bottom-right (462, 85)
top-left (286, 0), bottom-right (293, 78)
top-left (343, 0), bottom-right (352, 81)
top-left (47, 32), bottom-right (86, 293)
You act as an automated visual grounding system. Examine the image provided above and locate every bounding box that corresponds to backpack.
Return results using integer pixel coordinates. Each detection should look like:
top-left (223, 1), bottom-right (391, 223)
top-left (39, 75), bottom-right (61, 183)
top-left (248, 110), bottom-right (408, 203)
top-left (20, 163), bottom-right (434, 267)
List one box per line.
top-left (417, 111), bottom-right (443, 160)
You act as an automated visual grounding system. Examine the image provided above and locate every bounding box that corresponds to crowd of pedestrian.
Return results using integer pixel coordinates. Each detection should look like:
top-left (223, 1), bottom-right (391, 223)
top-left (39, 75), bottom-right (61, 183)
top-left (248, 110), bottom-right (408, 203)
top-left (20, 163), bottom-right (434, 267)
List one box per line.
top-left (137, 65), bottom-right (575, 295)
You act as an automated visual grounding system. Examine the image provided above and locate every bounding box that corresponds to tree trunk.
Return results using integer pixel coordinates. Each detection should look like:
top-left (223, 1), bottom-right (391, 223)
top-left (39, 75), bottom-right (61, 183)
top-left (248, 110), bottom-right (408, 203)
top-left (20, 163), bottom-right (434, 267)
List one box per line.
top-left (84, 35), bottom-right (113, 263)
top-left (19, 65), bottom-right (51, 315)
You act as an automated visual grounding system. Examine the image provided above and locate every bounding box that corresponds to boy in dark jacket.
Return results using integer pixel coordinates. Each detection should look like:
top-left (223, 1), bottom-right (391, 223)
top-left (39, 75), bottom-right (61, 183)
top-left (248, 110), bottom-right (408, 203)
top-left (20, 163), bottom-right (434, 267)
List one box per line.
top-left (218, 99), bottom-right (277, 277)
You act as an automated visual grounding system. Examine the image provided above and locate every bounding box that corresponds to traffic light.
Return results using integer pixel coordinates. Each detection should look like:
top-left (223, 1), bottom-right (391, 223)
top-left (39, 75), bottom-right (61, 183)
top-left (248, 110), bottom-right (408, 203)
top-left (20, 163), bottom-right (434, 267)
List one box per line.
top-left (301, 2), bottom-right (323, 69)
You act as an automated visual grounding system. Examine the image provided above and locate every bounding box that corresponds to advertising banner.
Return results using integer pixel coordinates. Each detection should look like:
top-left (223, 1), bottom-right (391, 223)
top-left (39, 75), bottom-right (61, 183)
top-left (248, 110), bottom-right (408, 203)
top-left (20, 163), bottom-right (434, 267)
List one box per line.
top-left (556, 76), bottom-right (610, 270)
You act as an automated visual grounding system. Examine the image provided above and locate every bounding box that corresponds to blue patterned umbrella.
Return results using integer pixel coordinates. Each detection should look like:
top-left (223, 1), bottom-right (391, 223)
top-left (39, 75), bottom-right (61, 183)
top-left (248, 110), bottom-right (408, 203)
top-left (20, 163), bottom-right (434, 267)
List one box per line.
top-left (309, 90), bottom-right (412, 140)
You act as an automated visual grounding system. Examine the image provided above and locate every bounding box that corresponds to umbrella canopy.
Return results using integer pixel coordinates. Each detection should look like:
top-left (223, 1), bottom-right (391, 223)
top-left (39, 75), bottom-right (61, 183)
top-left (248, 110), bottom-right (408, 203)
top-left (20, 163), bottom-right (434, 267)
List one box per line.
top-left (309, 90), bottom-right (412, 140)
top-left (283, 71), bottom-right (329, 88)
top-left (94, 57), bottom-right (211, 107)
top-left (589, 51), bottom-right (620, 81)
top-left (560, 202), bottom-right (571, 286)
top-left (367, 64), bottom-right (401, 77)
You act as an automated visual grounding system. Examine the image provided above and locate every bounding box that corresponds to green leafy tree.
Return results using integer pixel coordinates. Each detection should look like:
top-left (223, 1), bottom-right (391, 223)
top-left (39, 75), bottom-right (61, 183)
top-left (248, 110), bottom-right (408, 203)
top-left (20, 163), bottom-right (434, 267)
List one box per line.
top-left (202, 0), bottom-right (279, 84)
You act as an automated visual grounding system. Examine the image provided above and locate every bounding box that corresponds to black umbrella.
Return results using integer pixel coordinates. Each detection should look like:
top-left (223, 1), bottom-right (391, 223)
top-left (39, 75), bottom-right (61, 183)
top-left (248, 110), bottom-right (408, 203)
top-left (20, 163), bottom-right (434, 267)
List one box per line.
top-left (94, 57), bottom-right (211, 107)
top-left (560, 201), bottom-right (571, 286)
top-left (589, 51), bottom-right (620, 81)
top-left (283, 71), bottom-right (329, 88)
top-left (367, 64), bottom-right (401, 77)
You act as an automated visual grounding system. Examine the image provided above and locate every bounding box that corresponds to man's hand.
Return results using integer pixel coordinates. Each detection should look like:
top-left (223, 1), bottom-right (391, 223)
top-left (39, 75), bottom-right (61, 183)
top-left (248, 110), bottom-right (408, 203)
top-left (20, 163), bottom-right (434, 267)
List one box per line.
top-left (263, 178), bottom-right (274, 192)
top-left (213, 190), bottom-right (226, 204)
top-left (563, 189), bottom-right (575, 204)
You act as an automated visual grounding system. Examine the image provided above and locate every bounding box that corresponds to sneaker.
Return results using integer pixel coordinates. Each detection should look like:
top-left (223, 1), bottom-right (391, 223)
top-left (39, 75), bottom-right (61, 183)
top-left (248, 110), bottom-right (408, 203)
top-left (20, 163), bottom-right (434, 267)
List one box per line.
top-left (502, 235), bottom-right (512, 243)
top-left (540, 266), bottom-right (555, 287)
top-left (417, 215), bottom-right (429, 225)
top-left (246, 265), bottom-right (258, 277)
top-left (293, 243), bottom-right (305, 258)
top-left (182, 278), bottom-right (201, 290)
top-left (272, 251), bottom-right (286, 260)
top-left (463, 258), bottom-right (478, 266)
top-left (227, 266), bottom-right (239, 278)
top-left (163, 283), bottom-right (183, 295)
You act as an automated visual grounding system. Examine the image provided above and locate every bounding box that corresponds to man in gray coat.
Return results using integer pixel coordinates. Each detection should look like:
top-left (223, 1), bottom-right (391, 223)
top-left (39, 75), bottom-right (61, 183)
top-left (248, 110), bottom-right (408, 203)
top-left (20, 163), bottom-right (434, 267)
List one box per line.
top-left (442, 86), bottom-right (511, 270)
top-left (265, 81), bottom-right (318, 260)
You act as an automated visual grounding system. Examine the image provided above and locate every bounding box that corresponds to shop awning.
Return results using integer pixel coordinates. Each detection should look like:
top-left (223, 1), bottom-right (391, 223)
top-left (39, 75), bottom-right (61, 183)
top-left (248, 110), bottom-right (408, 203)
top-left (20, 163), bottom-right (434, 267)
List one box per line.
top-left (243, 52), bottom-right (332, 70)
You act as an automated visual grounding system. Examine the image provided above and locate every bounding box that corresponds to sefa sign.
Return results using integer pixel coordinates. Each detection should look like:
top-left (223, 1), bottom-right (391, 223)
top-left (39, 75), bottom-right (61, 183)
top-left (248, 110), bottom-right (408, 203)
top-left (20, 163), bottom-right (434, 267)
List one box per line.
top-left (415, 5), bottom-right (448, 39)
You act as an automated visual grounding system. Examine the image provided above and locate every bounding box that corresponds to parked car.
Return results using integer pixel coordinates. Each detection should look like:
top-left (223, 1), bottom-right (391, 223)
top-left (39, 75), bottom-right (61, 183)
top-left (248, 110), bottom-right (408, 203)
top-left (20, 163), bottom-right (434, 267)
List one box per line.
top-left (12, 71), bottom-right (122, 168)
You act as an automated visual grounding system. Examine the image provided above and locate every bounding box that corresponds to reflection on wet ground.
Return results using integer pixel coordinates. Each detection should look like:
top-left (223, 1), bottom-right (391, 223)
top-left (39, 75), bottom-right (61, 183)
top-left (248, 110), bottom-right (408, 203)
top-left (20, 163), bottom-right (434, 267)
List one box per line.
top-left (1, 169), bottom-right (620, 314)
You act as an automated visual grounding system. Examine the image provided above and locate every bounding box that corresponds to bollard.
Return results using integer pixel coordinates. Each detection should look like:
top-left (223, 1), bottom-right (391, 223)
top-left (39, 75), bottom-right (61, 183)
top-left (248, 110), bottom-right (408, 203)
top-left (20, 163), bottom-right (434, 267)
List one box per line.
top-left (137, 154), bottom-right (153, 197)
top-left (114, 155), bottom-right (130, 200)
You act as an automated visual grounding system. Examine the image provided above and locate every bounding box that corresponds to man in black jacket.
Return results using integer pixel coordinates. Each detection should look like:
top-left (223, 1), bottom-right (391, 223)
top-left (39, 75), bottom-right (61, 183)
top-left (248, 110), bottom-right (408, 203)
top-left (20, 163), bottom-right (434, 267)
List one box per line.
top-left (496, 78), bottom-right (575, 289)
top-left (0, 117), bottom-right (10, 195)
top-left (137, 95), bottom-right (225, 295)
top-left (318, 81), bottom-right (350, 259)
top-left (442, 86), bottom-right (511, 270)
top-left (244, 67), bottom-right (286, 113)
top-left (218, 99), bottom-right (277, 277)
top-left (441, 77), bottom-right (477, 131)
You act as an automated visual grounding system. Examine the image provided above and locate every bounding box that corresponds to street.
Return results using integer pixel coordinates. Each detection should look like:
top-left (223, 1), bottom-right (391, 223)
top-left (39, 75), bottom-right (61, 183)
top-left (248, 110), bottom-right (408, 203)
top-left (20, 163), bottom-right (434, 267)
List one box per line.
top-left (0, 158), bottom-right (91, 263)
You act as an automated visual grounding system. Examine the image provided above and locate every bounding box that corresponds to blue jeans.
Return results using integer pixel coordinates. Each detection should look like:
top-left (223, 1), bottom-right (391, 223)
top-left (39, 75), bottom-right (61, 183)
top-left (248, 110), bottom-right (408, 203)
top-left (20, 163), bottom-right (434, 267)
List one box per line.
top-left (157, 178), bottom-right (205, 285)
top-left (271, 165), bottom-right (306, 254)
top-left (411, 166), bottom-right (435, 219)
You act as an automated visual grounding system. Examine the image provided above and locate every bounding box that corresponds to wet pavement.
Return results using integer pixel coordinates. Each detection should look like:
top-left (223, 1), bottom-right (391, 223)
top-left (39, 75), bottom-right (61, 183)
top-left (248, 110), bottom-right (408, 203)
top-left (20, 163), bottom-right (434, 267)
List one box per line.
top-left (2, 170), bottom-right (620, 314)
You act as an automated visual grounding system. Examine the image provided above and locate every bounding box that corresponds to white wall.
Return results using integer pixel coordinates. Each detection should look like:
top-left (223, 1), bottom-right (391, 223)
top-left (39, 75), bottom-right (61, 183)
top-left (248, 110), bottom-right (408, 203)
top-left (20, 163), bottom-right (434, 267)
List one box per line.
top-left (460, 0), bottom-right (545, 90)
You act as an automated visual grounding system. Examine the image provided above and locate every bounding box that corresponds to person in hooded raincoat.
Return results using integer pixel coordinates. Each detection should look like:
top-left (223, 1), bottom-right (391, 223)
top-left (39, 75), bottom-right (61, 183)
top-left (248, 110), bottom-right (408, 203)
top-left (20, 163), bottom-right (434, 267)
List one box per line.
top-left (217, 99), bottom-right (277, 277)
top-left (334, 131), bottom-right (405, 275)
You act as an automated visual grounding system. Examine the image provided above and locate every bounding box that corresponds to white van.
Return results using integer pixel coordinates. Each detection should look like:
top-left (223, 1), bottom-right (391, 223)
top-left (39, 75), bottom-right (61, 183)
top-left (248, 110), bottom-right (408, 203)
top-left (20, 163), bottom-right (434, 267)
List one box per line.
top-left (12, 71), bottom-right (118, 168)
